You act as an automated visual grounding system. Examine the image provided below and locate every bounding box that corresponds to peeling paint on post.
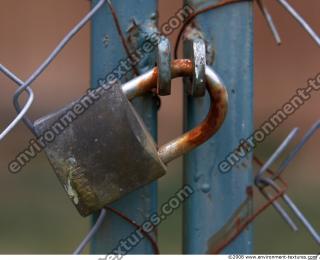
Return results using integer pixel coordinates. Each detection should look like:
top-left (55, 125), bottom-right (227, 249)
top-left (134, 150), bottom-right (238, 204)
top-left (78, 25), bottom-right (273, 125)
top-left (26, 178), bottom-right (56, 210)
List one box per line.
top-left (90, 0), bottom-right (158, 254)
top-left (183, 0), bottom-right (253, 254)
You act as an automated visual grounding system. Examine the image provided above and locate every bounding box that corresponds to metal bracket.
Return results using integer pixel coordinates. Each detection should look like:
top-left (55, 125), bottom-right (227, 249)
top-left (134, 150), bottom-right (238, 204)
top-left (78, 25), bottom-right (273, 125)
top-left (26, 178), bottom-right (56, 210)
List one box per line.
top-left (157, 36), bottom-right (171, 96)
top-left (184, 38), bottom-right (206, 97)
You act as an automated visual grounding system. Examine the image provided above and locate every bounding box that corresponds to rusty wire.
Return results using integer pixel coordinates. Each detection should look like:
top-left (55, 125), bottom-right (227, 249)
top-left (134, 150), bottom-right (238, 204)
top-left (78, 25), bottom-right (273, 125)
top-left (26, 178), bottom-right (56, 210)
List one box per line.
top-left (106, 206), bottom-right (160, 254)
top-left (174, 0), bottom-right (320, 59)
top-left (255, 126), bottom-right (320, 245)
top-left (106, 0), bottom-right (140, 75)
top-left (209, 157), bottom-right (288, 253)
top-left (211, 184), bottom-right (287, 254)
top-left (73, 206), bottom-right (160, 254)
top-left (209, 128), bottom-right (295, 253)
top-left (174, 0), bottom-right (251, 59)
top-left (213, 124), bottom-right (320, 253)
top-left (210, 162), bottom-right (289, 253)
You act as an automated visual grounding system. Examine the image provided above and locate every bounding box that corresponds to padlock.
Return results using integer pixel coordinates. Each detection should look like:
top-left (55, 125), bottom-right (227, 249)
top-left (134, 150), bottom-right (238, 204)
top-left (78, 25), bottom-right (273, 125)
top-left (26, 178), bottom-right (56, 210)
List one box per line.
top-left (33, 59), bottom-right (228, 217)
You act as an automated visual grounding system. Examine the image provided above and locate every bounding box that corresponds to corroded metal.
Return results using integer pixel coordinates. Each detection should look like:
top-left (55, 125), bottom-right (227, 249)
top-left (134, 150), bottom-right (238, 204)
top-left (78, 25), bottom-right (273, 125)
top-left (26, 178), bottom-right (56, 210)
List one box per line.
top-left (122, 59), bottom-right (228, 163)
top-left (157, 36), bottom-right (171, 95)
top-left (34, 59), bottom-right (228, 217)
top-left (158, 61), bottom-right (227, 163)
top-left (126, 15), bottom-right (160, 74)
top-left (183, 38), bottom-right (206, 96)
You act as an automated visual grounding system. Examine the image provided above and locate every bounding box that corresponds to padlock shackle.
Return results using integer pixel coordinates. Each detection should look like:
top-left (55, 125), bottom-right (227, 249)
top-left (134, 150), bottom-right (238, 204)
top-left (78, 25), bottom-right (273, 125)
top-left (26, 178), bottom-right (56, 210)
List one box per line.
top-left (122, 59), bottom-right (228, 164)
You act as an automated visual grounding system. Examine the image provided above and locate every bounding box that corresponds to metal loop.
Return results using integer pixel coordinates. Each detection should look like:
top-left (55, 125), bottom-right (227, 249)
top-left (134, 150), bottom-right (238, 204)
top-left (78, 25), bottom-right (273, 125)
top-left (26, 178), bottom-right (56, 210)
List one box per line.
top-left (184, 38), bottom-right (206, 96)
top-left (157, 36), bottom-right (171, 96)
top-left (122, 59), bottom-right (228, 164)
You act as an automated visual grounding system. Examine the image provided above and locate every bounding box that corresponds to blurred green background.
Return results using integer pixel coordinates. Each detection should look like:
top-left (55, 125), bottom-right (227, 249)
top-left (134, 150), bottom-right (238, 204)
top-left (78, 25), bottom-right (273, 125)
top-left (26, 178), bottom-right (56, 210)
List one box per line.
top-left (0, 0), bottom-right (319, 254)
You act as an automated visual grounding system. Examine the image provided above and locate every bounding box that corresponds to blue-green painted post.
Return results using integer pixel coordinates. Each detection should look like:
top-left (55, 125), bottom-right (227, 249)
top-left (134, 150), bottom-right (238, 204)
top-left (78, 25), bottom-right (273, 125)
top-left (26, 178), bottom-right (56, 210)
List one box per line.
top-left (183, 0), bottom-right (253, 254)
top-left (90, 0), bottom-right (158, 254)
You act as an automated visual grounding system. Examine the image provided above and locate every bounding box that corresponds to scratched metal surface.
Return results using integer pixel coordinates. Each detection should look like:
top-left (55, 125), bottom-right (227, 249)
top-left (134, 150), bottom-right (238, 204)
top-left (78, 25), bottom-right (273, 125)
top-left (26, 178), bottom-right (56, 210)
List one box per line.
top-left (90, 0), bottom-right (158, 254)
top-left (183, 0), bottom-right (253, 253)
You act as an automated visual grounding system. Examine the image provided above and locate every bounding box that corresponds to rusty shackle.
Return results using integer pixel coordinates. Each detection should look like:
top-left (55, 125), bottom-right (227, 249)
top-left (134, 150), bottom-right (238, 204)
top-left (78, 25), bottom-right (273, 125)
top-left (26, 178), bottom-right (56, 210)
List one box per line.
top-left (122, 59), bottom-right (229, 164)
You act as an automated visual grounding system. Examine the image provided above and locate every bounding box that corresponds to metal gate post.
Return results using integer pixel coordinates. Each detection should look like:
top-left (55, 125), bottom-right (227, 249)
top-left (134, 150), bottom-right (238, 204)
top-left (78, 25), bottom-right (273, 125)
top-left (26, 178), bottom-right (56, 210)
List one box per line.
top-left (90, 0), bottom-right (158, 254)
top-left (183, 0), bottom-right (254, 254)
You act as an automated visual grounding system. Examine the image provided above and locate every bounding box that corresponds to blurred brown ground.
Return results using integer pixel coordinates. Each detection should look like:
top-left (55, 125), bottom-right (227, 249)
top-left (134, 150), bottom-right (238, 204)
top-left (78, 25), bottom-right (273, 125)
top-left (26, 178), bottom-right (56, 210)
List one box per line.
top-left (0, 0), bottom-right (319, 254)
